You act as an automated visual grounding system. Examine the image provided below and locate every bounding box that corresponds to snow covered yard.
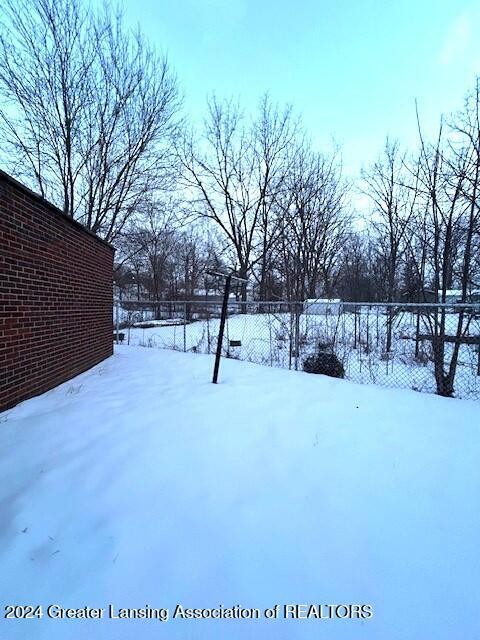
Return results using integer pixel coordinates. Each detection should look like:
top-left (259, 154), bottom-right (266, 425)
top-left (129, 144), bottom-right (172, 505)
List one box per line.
top-left (1, 347), bottom-right (479, 640)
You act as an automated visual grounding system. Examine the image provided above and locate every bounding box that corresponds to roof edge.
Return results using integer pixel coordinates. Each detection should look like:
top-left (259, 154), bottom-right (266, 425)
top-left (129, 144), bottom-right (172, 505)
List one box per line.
top-left (0, 169), bottom-right (115, 251)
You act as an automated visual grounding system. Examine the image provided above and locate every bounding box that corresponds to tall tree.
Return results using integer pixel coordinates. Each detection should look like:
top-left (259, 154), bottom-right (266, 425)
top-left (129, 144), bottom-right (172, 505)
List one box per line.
top-left (362, 139), bottom-right (418, 350)
top-left (407, 83), bottom-right (480, 396)
top-left (0, 0), bottom-right (180, 241)
top-left (179, 95), bottom-right (296, 302)
top-left (276, 146), bottom-right (349, 301)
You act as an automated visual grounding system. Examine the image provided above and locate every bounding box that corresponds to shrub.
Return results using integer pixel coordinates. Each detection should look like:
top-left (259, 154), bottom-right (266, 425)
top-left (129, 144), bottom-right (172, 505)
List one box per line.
top-left (303, 344), bottom-right (345, 378)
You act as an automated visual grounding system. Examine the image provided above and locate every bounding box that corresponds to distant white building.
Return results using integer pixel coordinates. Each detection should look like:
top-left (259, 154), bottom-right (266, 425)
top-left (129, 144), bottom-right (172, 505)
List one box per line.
top-left (304, 298), bottom-right (343, 315)
top-left (437, 289), bottom-right (480, 304)
top-left (438, 289), bottom-right (463, 304)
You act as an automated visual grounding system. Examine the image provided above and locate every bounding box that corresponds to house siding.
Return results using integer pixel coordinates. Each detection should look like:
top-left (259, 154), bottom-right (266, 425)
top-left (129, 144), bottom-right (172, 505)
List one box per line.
top-left (0, 171), bottom-right (114, 413)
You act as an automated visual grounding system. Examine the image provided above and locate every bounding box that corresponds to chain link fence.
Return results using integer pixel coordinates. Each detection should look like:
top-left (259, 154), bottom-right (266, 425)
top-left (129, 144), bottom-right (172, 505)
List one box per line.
top-left (114, 299), bottom-right (480, 400)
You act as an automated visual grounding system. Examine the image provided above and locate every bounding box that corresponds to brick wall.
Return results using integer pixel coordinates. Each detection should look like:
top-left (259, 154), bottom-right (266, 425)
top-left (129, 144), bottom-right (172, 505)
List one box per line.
top-left (0, 170), bottom-right (114, 413)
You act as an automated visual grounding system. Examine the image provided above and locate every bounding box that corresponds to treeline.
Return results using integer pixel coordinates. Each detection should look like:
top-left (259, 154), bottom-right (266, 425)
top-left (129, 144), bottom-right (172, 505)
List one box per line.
top-left (1, 0), bottom-right (479, 305)
top-left (116, 91), bottom-right (480, 305)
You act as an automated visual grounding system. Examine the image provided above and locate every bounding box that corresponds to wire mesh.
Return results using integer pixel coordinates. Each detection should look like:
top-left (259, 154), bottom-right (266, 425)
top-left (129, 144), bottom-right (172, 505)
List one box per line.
top-left (114, 299), bottom-right (480, 401)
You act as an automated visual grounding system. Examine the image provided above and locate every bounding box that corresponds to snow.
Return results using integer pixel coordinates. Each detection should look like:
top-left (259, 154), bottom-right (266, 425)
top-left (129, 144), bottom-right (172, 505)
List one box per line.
top-left (132, 319), bottom-right (184, 327)
top-left (1, 347), bottom-right (479, 639)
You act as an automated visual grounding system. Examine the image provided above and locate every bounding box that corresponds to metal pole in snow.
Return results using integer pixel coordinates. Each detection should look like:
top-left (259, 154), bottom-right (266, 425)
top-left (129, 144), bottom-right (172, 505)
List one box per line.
top-left (212, 275), bottom-right (231, 383)
top-left (206, 270), bottom-right (247, 384)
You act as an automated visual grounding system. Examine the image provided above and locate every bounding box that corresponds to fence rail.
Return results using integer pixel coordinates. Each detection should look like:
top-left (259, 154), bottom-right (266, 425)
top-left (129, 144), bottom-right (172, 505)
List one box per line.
top-left (114, 300), bottom-right (480, 401)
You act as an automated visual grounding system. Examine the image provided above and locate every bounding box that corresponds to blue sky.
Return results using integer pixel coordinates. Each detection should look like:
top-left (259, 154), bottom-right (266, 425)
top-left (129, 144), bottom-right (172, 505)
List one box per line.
top-left (119, 0), bottom-right (480, 178)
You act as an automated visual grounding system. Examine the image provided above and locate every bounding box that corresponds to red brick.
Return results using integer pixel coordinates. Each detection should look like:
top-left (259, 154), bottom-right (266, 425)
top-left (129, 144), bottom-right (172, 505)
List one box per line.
top-left (0, 171), bottom-right (114, 413)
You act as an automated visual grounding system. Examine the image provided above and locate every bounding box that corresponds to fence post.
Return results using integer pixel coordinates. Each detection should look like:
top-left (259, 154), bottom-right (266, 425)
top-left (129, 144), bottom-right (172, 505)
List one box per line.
top-left (294, 302), bottom-right (301, 371)
top-left (115, 300), bottom-right (120, 345)
top-left (415, 307), bottom-right (421, 358)
top-left (354, 304), bottom-right (358, 349)
top-left (183, 302), bottom-right (187, 353)
top-left (288, 305), bottom-right (293, 370)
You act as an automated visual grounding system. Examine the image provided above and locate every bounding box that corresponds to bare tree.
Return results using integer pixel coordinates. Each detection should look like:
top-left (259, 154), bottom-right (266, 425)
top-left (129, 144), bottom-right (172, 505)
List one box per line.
top-left (275, 146), bottom-right (349, 301)
top-left (179, 95), bottom-right (296, 303)
top-left (78, 10), bottom-right (180, 241)
top-left (0, 0), bottom-right (92, 206)
top-left (127, 200), bottom-right (178, 306)
top-left (253, 95), bottom-right (299, 300)
top-left (0, 0), bottom-right (180, 242)
top-left (362, 139), bottom-right (418, 351)
top-left (336, 232), bottom-right (375, 301)
top-left (408, 83), bottom-right (480, 396)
